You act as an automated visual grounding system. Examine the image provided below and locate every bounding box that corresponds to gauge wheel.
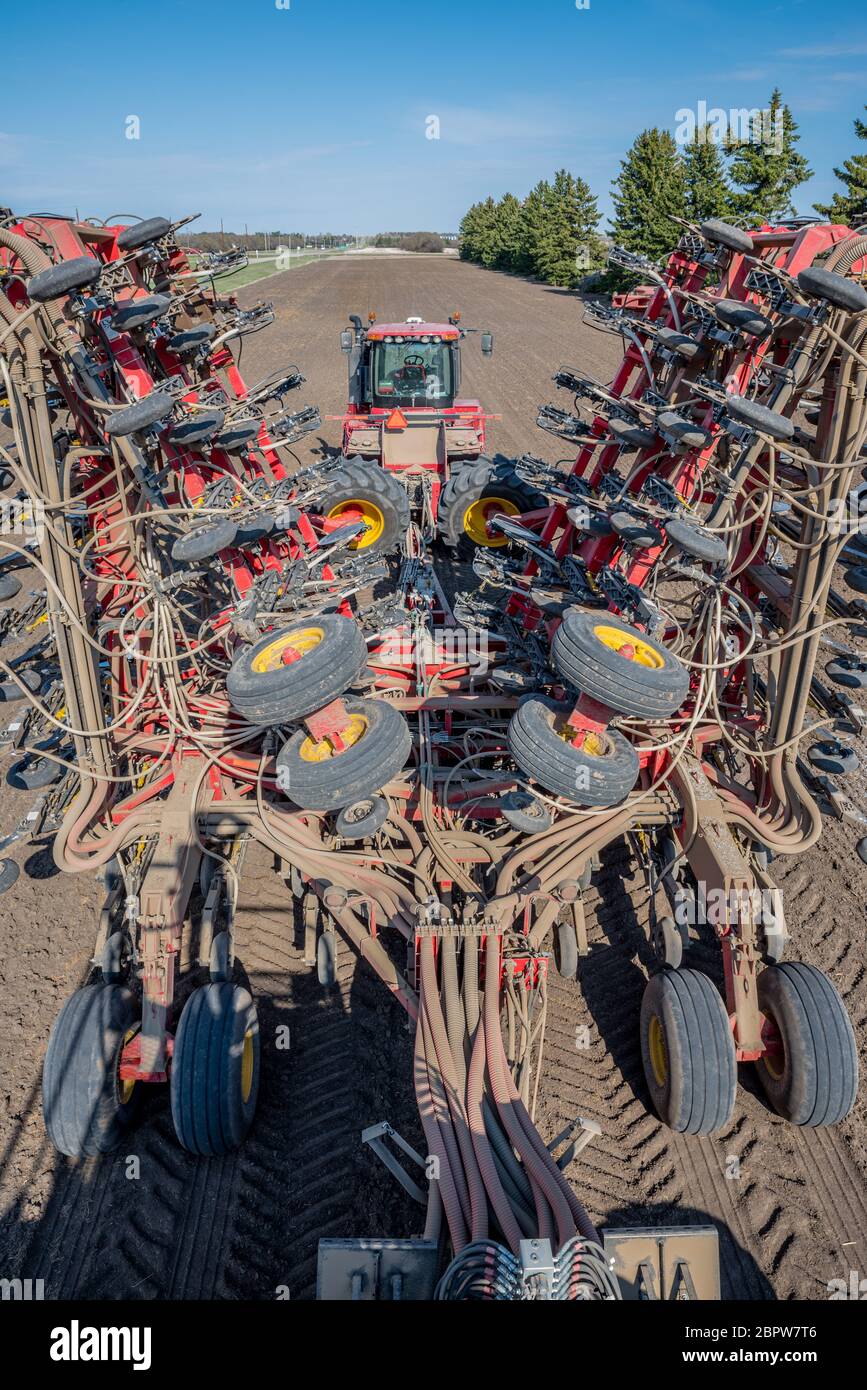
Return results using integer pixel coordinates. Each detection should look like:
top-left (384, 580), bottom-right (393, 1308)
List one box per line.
top-left (275, 695), bottom-right (412, 812)
top-left (171, 982), bottom-right (260, 1155)
top-left (42, 983), bottom-right (141, 1157)
top-left (316, 458), bottom-right (410, 556)
top-left (756, 962), bottom-right (857, 1126)
top-left (552, 609), bottom-right (689, 718)
top-left (226, 615), bottom-right (367, 726)
top-left (640, 969), bottom-right (737, 1134)
top-left (437, 460), bottom-right (548, 557)
top-left (507, 695), bottom-right (640, 807)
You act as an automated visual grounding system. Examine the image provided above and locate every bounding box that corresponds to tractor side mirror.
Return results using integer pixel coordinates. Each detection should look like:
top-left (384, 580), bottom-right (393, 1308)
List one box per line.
top-left (340, 330), bottom-right (353, 353)
top-left (481, 332), bottom-right (494, 357)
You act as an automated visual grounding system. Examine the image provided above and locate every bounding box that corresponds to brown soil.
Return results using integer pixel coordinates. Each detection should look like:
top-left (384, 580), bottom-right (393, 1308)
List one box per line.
top-left (1, 253), bottom-right (865, 1300)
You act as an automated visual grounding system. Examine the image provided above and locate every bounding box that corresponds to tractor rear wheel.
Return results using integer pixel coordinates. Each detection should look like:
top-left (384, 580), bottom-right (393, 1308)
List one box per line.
top-left (437, 460), bottom-right (547, 557)
top-left (315, 458), bottom-right (410, 557)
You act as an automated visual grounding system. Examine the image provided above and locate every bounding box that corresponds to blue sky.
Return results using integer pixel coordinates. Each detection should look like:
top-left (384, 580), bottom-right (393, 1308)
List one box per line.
top-left (1, 0), bottom-right (865, 233)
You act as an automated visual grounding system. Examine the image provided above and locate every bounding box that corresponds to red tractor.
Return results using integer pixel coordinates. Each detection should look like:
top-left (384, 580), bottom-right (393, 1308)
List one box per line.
top-left (315, 313), bottom-right (547, 555)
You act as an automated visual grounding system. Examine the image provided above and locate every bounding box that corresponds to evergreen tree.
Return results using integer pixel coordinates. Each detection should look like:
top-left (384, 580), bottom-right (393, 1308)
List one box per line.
top-left (534, 169), bottom-right (604, 286)
top-left (683, 126), bottom-right (731, 222)
top-left (492, 193), bottom-right (525, 273)
top-left (458, 197), bottom-right (499, 265)
top-left (725, 89), bottom-right (812, 225)
top-left (519, 179), bottom-right (554, 277)
top-left (609, 128), bottom-right (687, 262)
top-left (815, 105), bottom-right (867, 224)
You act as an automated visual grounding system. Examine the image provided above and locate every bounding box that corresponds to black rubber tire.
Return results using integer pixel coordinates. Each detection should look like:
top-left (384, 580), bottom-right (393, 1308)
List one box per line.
top-left (725, 394), bottom-right (795, 442)
top-left (807, 739), bottom-right (859, 775)
top-left (501, 789), bottom-right (554, 833)
top-left (334, 795), bottom-right (389, 841)
top-left (27, 256), bottom-right (101, 303)
top-left (227, 615), bottom-right (367, 725)
top-left (0, 668), bottom-right (42, 702)
top-left (756, 962), bottom-right (857, 1126)
top-left (552, 609), bottom-right (690, 717)
top-left (216, 421), bottom-right (260, 451)
top-left (640, 969), bottom-right (737, 1135)
top-left (437, 460), bottom-right (548, 557)
top-left (658, 412), bottom-right (711, 450)
top-left (233, 515), bottom-right (275, 547)
top-left (317, 931), bottom-right (337, 987)
top-left (654, 327), bottom-right (707, 362)
top-left (112, 294), bottom-right (171, 332)
top-left (0, 573), bottom-right (21, 601)
top-left (664, 515), bottom-right (729, 566)
top-left (316, 458), bottom-right (410, 557)
top-left (0, 858), bottom-right (20, 894)
top-left (608, 417), bottom-right (659, 450)
top-left (167, 325), bottom-right (215, 355)
top-left (171, 518), bottom-right (238, 563)
top-left (43, 983), bottom-right (140, 1157)
top-left (7, 753), bottom-right (63, 790)
top-left (610, 510), bottom-right (665, 549)
top-left (700, 220), bottom-right (754, 255)
top-left (166, 410), bottom-right (226, 448)
top-left (555, 918), bottom-right (579, 980)
top-left (116, 216), bottom-right (172, 251)
top-left (825, 654), bottom-right (867, 689)
top-left (797, 266), bottom-right (867, 315)
top-left (276, 695), bottom-right (411, 812)
top-left (170, 982), bottom-right (260, 1155)
top-left (507, 695), bottom-right (639, 806)
top-left (844, 566), bottom-right (867, 595)
top-left (105, 392), bottom-right (174, 438)
top-left (714, 299), bottom-right (773, 339)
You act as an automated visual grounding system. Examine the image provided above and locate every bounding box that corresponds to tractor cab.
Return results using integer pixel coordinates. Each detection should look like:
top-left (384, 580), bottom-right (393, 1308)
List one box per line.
top-left (340, 314), bottom-right (493, 439)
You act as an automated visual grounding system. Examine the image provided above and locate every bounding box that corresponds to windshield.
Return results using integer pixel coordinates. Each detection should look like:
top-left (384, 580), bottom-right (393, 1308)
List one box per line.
top-left (371, 340), bottom-right (454, 407)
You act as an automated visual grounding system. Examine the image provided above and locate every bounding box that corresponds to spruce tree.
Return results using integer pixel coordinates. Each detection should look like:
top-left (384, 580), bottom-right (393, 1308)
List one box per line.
top-left (725, 89), bottom-right (812, 225)
top-left (492, 193), bottom-right (525, 273)
top-left (609, 128), bottom-right (687, 263)
top-left (520, 179), bottom-right (555, 277)
top-left (534, 169), bottom-right (604, 286)
top-left (815, 106), bottom-right (867, 224)
top-left (683, 126), bottom-right (731, 222)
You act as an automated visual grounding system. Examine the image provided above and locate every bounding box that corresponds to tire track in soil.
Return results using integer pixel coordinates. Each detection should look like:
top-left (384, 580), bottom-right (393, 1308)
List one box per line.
top-left (538, 844), bottom-right (867, 1300)
top-left (23, 850), bottom-right (420, 1300)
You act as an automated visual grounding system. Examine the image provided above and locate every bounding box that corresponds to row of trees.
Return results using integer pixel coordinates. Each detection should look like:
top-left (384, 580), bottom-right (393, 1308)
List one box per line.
top-left (459, 92), bottom-right (867, 287)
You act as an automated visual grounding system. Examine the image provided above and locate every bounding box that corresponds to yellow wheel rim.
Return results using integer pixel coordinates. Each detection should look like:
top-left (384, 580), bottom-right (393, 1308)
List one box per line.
top-left (762, 1023), bottom-right (786, 1080)
top-left (648, 1014), bottom-right (668, 1087)
top-left (553, 714), bottom-right (609, 757)
top-left (251, 626), bottom-right (324, 674)
top-left (298, 712), bottom-right (368, 762)
top-left (240, 1030), bottom-right (255, 1104)
top-left (593, 623), bottom-right (664, 670)
top-left (326, 499), bottom-right (385, 549)
top-left (463, 496), bottom-right (520, 546)
top-left (118, 1027), bottom-right (138, 1105)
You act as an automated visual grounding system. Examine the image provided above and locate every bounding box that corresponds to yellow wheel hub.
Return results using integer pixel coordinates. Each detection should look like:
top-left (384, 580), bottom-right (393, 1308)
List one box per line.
top-left (326, 498), bottom-right (385, 550)
top-left (553, 715), bottom-right (609, 757)
top-left (593, 623), bottom-right (664, 670)
top-left (762, 1023), bottom-right (786, 1080)
top-left (299, 712), bottom-right (368, 763)
top-left (648, 1014), bottom-right (668, 1087)
top-left (252, 626), bottom-right (323, 673)
top-left (117, 1027), bottom-right (138, 1105)
top-left (240, 1030), bottom-right (255, 1104)
top-left (463, 496), bottom-right (519, 547)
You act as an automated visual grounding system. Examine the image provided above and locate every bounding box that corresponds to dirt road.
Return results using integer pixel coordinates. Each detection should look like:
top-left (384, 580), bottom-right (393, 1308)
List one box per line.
top-left (1, 253), bottom-right (865, 1301)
